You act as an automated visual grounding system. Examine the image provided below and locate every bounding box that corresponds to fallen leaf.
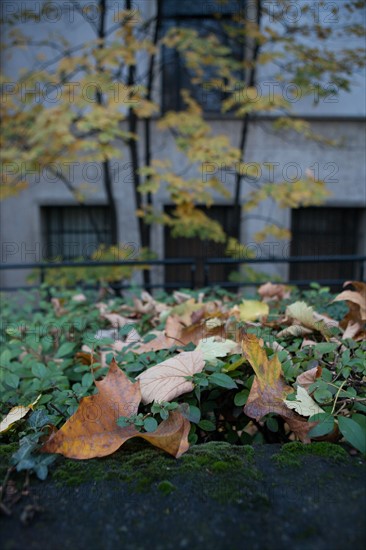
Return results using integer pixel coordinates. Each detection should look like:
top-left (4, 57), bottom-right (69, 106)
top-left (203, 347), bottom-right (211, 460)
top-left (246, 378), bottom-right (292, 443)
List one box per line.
top-left (333, 281), bottom-right (366, 329)
top-left (236, 300), bottom-right (269, 322)
top-left (72, 293), bottom-right (87, 303)
top-left (258, 282), bottom-right (291, 302)
top-left (242, 334), bottom-right (317, 442)
top-left (173, 291), bottom-right (192, 304)
top-left (284, 386), bottom-right (325, 417)
top-left (0, 395), bottom-right (41, 433)
top-left (131, 316), bottom-right (186, 353)
top-left (169, 299), bottom-right (205, 326)
top-left (342, 321), bottom-right (363, 340)
top-left (285, 301), bottom-right (337, 337)
top-left (195, 336), bottom-right (241, 363)
top-left (296, 366), bottom-right (322, 390)
top-left (137, 350), bottom-right (205, 404)
top-left (41, 359), bottom-right (190, 459)
top-left (277, 325), bottom-right (313, 338)
top-left (102, 313), bottom-right (134, 328)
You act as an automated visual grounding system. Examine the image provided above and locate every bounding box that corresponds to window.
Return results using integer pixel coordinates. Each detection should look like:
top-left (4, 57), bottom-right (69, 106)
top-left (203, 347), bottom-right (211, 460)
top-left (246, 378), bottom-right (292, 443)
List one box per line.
top-left (290, 207), bottom-right (364, 283)
top-left (161, 0), bottom-right (245, 112)
top-left (164, 205), bottom-right (237, 287)
top-left (42, 206), bottom-right (113, 260)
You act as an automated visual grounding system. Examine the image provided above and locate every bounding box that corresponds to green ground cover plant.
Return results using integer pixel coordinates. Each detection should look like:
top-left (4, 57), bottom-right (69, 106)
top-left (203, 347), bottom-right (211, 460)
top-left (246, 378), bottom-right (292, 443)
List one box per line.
top-left (0, 281), bottom-right (365, 486)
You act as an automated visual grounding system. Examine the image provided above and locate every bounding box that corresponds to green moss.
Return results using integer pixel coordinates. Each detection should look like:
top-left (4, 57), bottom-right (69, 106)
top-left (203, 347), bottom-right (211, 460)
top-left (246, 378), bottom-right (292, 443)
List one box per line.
top-left (273, 442), bottom-right (349, 468)
top-left (158, 480), bottom-right (176, 495)
top-left (51, 440), bottom-right (261, 506)
top-left (53, 440), bottom-right (173, 488)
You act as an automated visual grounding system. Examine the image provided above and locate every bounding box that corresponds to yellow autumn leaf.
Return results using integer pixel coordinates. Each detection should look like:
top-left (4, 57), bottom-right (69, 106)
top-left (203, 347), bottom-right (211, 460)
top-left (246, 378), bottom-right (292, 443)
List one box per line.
top-left (0, 395), bottom-right (41, 433)
top-left (238, 300), bottom-right (269, 322)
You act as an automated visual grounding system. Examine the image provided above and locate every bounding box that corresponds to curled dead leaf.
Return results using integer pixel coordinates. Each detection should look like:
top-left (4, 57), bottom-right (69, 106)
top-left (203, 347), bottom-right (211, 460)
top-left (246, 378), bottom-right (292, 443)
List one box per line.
top-left (41, 359), bottom-right (190, 459)
top-left (242, 334), bottom-right (317, 443)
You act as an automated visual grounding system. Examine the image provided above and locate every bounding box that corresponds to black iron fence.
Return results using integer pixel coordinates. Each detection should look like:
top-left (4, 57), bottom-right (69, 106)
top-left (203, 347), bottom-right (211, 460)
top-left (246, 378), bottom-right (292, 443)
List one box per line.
top-left (203, 254), bottom-right (366, 288)
top-left (0, 254), bottom-right (365, 293)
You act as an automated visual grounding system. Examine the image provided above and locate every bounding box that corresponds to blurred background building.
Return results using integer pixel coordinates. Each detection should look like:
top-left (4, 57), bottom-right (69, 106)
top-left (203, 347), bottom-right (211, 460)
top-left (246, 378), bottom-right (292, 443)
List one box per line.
top-left (1, 0), bottom-right (365, 290)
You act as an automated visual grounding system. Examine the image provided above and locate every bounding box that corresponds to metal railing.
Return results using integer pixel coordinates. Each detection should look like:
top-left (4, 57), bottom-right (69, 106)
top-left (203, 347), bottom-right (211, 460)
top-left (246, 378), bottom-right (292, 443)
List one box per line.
top-left (0, 258), bottom-right (197, 292)
top-left (0, 254), bottom-right (365, 292)
top-left (203, 254), bottom-right (366, 288)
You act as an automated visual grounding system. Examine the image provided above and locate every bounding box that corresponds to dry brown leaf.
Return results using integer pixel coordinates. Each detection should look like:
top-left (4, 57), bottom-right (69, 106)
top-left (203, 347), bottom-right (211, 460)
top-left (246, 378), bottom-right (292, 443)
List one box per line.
top-left (258, 282), bottom-right (291, 302)
top-left (173, 291), bottom-right (192, 304)
top-left (242, 334), bottom-right (317, 443)
top-left (102, 312), bottom-right (134, 328)
top-left (296, 366), bottom-right (322, 391)
top-left (131, 330), bottom-right (178, 354)
top-left (137, 350), bottom-right (205, 404)
top-left (333, 281), bottom-right (366, 329)
top-left (131, 316), bottom-right (185, 353)
top-left (342, 321), bottom-right (363, 340)
top-left (41, 359), bottom-right (190, 459)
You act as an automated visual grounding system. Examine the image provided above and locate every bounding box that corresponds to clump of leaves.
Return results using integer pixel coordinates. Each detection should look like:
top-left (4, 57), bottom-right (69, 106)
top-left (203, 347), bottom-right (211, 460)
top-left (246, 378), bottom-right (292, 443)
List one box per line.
top-left (1, 282), bottom-right (365, 482)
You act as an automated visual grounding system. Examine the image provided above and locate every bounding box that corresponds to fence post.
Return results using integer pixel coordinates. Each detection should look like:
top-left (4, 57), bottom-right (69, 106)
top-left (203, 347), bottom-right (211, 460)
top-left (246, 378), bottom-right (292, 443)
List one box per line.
top-left (190, 263), bottom-right (196, 290)
top-left (359, 259), bottom-right (365, 282)
top-left (203, 263), bottom-right (209, 287)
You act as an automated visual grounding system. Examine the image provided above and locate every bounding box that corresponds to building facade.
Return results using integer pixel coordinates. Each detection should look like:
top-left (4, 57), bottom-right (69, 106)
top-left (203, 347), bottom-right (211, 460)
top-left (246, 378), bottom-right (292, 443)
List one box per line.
top-left (1, 0), bottom-right (365, 289)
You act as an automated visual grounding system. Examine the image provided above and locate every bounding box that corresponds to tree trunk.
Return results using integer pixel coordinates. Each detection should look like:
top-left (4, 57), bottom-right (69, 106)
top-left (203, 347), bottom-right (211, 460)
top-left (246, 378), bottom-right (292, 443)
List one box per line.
top-left (98, 0), bottom-right (118, 244)
top-left (144, 0), bottom-right (162, 232)
top-left (233, 0), bottom-right (262, 237)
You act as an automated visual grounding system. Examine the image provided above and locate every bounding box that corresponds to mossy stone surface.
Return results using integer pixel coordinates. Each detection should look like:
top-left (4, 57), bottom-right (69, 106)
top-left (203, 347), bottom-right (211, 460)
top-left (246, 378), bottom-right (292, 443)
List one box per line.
top-left (1, 442), bottom-right (365, 550)
top-left (272, 441), bottom-right (349, 468)
top-left (52, 440), bottom-right (260, 504)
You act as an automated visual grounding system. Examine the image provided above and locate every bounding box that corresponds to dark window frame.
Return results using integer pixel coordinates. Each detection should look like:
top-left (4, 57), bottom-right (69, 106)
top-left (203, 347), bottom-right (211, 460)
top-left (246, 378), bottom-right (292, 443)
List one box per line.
top-left (161, 1), bottom-right (246, 113)
top-left (41, 205), bottom-right (113, 261)
top-left (290, 206), bottom-right (363, 283)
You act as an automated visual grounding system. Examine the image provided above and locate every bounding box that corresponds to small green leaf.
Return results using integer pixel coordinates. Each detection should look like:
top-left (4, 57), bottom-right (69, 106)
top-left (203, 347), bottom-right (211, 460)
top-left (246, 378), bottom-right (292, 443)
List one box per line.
top-left (31, 363), bottom-right (47, 379)
top-left (314, 388), bottom-right (333, 404)
top-left (338, 416), bottom-right (366, 454)
top-left (187, 405), bottom-right (201, 423)
top-left (116, 416), bottom-right (130, 428)
top-left (308, 413), bottom-right (335, 438)
top-left (209, 372), bottom-right (237, 389)
top-left (144, 417), bottom-right (158, 432)
top-left (314, 343), bottom-right (338, 355)
top-left (266, 416), bottom-right (279, 433)
top-left (82, 373), bottom-right (94, 387)
top-left (159, 408), bottom-right (169, 421)
top-left (198, 419), bottom-right (216, 431)
top-left (234, 390), bottom-right (249, 406)
top-left (55, 342), bottom-right (76, 358)
top-left (5, 372), bottom-right (19, 389)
